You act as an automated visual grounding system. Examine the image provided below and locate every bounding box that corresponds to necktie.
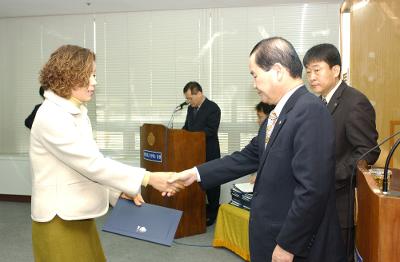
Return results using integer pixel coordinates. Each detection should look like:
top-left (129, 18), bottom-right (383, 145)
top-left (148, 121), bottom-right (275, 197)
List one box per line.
top-left (265, 111), bottom-right (278, 144)
top-left (193, 107), bottom-right (199, 118)
top-left (321, 96), bottom-right (328, 106)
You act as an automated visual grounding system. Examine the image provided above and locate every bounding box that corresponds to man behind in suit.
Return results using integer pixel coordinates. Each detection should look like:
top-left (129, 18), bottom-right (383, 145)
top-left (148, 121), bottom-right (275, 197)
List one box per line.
top-left (303, 43), bottom-right (380, 262)
top-left (182, 81), bottom-right (221, 226)
top-left (172, 37), bottom-right (345, 262)
top-left (25, 86), bottom-right (45, 129)
top-left (255, 101), bottom-right (275, 127)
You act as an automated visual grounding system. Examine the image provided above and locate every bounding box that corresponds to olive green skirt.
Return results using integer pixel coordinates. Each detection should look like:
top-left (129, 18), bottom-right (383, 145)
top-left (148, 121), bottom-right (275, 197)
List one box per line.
top-left (32, 216), bottom-right (106, 262)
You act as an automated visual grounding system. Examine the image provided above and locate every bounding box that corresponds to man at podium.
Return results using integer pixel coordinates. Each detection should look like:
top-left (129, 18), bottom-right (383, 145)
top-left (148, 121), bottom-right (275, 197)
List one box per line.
top-left (182, 81), bottom-right (221, 226)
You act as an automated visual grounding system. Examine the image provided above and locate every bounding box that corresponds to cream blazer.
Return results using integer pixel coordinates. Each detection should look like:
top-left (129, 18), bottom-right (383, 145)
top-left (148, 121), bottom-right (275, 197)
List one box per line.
top-left (30, 90), bottom-right (146, 222)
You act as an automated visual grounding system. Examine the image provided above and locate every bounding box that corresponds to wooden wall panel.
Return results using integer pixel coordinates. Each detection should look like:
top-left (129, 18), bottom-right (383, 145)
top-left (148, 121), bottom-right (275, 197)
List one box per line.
top-left (349, 0), bottom-right (400, 168)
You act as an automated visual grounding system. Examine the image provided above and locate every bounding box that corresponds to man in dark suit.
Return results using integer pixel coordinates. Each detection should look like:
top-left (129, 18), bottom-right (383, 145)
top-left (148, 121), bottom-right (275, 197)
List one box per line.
top-left (303, 43), bottom-right (380, 262)
top-left (182, 81), bottom-right (221, 226)
top-left (171, 37), bottom-right (345, 262)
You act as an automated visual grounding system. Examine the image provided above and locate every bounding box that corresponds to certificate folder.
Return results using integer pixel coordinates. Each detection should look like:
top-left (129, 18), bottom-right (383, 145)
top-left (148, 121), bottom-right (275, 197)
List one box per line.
top-left (102, 199), bottom-right (182, 246)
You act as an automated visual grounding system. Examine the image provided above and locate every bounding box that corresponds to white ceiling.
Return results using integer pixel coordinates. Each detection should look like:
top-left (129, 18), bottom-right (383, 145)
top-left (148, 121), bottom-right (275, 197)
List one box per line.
top-left (0, 0), bottom-right (343, 18)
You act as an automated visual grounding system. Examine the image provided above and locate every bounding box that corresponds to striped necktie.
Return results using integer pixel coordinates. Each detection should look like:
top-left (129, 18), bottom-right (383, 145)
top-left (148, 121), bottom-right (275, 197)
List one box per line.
top-left (321, 96), bottom-right (328, 106)
top-left (265, 111), bottom-right (278, 144)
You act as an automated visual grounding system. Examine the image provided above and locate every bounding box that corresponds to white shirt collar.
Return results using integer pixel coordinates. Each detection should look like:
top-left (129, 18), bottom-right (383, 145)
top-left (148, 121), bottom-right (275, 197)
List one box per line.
top-left (44, 90), bottom-right (87, 115)
top-left (273, 84), bottom-right (303, 118)
top-left (323, 80), bottom-right (342, 104)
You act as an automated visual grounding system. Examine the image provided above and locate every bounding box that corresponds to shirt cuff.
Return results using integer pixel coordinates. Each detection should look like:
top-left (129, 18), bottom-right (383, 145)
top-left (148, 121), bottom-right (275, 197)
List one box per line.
top-left (193, 167), bottom-right (201, 182)
top-left (142, 171), bottom-right (150, 187)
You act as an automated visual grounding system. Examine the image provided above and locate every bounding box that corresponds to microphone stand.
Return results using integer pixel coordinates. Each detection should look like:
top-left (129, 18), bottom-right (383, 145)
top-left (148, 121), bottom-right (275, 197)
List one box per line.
top-left (382, 138), bottom-right (400, 194)
top-left (167, 106), bottom-right (184, 129)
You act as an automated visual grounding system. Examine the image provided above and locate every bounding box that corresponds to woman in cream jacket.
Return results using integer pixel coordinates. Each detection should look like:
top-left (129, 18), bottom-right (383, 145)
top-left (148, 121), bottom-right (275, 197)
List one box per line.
top-left (30, 45), bottom-right (180, 261)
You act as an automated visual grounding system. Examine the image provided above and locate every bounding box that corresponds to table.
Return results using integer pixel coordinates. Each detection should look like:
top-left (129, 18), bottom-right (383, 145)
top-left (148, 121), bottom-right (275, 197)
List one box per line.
top-left (212, 203), bottom-right (250, 261)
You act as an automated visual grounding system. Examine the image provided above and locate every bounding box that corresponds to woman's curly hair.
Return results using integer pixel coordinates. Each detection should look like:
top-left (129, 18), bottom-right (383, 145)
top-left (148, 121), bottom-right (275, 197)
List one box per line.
top-left (39, 45), bottom-right (96, 98)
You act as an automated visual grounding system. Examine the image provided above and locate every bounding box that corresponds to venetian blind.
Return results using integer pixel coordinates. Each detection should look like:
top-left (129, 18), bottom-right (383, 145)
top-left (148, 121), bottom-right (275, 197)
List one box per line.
top-left (0, 15), bottom-right (94, 154)
top-left (0, 3), bottom-right (340, 170)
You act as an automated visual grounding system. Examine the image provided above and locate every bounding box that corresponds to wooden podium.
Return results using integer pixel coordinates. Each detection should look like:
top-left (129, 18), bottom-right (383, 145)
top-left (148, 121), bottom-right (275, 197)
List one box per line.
top-left (140, 123), bottom-right (206, 238)
top-left (356, 162), bottom-right (400, 261)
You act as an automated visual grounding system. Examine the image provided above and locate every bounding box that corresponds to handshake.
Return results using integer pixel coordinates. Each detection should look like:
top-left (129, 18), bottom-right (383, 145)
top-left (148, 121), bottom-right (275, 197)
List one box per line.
top-left (121, 168), bottom-right (199, 205)
top-left (146, 168), bottom-right (199, 197)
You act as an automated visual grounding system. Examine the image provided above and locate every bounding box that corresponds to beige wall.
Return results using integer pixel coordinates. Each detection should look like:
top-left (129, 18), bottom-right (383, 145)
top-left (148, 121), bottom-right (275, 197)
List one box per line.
top-left (347, 0), bottom-right (400, 168)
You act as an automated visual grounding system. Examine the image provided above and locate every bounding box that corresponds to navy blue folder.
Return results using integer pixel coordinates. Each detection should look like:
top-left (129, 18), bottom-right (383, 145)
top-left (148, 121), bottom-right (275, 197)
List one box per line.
top-left (102, 199), bottom-right (182, 246)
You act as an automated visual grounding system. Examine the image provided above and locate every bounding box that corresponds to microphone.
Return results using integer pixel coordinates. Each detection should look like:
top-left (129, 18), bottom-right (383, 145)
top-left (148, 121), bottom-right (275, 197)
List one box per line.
top-left (346, 129), bottom-right (400, 257)
top-left (168, 102), bottom-right (188, 128)
top-left (176, 101), bottom-right (188, 110)
top-left (352, 129), bottom-right (400, 176)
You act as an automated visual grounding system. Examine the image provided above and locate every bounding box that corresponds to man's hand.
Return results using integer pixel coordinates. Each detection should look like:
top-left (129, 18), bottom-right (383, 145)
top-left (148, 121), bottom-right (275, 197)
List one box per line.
top-left (168, 168), bottom-right (198, 187)
top-left (272, 245), bottom-right (294, 262)
top-left (147, 172), bottom-right (185, 197)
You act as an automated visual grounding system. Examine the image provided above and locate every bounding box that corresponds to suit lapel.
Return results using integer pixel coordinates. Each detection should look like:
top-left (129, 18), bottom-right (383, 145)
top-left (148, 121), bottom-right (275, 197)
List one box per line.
top-left (188, 106), bottom-right (195, 126)
top-left (258, 120), bottom-right (268, 157)
top-left (327, 82), bottom-right (346, 114)
top-left (195, 98), bottom-right (208, 119)
top-left (264, 116), bottom-right (286, 153)
top-left (258, 86), bottom-right (307, 170)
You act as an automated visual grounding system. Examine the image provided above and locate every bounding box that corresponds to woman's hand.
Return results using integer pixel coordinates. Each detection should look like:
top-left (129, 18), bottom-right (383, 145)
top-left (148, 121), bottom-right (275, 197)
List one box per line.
top-left (121, 192), bottom-right (145, 206)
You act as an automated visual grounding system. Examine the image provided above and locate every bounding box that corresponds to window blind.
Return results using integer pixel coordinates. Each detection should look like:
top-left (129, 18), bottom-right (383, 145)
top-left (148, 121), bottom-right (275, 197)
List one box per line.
top-left (0, 15), bottom-right (94, 154)
top-left (0, 3), bottom-right (340, 169)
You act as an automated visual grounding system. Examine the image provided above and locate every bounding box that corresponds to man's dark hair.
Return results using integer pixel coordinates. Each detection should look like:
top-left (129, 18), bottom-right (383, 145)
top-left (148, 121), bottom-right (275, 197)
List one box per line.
top-left (183, 81), bottom-right (203, 94)
top-left (303, 43), bottom-right (342, 75)
top-left (255, 102), bottom-right (275, 115)
top-left (250, 37), bottom-right (303, 78)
